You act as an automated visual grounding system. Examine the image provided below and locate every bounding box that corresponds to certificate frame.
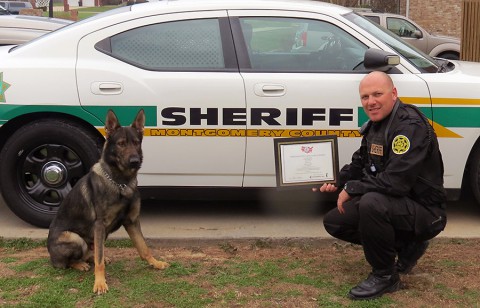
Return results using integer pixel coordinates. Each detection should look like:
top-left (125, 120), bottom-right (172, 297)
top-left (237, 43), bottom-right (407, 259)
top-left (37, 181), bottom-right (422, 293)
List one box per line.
top-left (273, 135), bottom-right (339, 189)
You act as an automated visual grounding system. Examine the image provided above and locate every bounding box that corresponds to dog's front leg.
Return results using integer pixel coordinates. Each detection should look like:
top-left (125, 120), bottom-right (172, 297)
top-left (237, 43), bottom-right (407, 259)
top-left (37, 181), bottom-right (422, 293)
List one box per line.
top-left (125, 221), bottom-right (169, 270)
top-left (93, 220), bottom-right (109, 294)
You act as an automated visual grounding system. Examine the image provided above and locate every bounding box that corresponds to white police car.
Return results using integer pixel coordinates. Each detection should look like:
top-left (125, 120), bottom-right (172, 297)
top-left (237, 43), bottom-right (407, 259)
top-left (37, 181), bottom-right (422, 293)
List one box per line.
top-left (0, 0), bottom-right (479, 227)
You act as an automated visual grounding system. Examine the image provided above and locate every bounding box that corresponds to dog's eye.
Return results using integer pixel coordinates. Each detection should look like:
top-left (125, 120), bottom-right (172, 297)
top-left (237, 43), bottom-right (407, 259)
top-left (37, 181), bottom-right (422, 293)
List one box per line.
top-left (117, 141), bottom-right (126, 147)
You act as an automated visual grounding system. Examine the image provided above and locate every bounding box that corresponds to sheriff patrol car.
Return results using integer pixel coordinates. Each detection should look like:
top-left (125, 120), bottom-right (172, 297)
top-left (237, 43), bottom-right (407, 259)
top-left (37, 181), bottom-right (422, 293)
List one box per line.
top-left (0, 0), bottom-right (478, 227)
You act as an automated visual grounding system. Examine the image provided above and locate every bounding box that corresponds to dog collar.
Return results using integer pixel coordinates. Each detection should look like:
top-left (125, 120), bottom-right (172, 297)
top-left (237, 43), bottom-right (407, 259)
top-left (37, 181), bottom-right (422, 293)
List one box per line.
top-left (100, 166), bottom-right (127, 192)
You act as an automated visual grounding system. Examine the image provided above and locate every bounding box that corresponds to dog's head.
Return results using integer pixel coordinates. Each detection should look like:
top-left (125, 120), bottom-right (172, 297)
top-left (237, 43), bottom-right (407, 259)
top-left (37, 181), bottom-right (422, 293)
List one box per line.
top-left (103, 109), bottom-right (145, 175)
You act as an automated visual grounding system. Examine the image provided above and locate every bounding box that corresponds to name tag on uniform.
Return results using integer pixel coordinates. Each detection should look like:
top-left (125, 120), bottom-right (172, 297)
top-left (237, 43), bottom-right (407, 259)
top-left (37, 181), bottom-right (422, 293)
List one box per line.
top-left (370, 144), bottom-right (384, 156)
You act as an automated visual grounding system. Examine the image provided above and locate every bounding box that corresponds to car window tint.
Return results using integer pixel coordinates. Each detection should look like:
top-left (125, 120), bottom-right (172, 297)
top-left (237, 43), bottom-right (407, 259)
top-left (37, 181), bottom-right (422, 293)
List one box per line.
top-left (238, 17), bottom-right (368, 72)
top-left (108, 18), bottom-right (225, 70)
top-left (386, 17), bottom-right (417, 38)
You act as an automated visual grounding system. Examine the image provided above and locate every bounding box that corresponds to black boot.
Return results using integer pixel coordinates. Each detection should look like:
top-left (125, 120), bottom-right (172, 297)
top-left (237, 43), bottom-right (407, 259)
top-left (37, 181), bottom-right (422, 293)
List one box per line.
top-left (396, 241), bottom-right (429, 274)
top-left (348, 271), bottom-right (401, 300)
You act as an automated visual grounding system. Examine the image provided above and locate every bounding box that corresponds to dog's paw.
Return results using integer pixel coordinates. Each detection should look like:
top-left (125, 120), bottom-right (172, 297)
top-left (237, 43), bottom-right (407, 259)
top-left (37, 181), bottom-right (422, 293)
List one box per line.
top-left (151, 260), bottom-right (169, 270)
top-left (93, 279), bottom-right (109, 295)
top-left (70, 261), bottom-right (91, 272)
top-left (105, 256), bottom-right (112, 264)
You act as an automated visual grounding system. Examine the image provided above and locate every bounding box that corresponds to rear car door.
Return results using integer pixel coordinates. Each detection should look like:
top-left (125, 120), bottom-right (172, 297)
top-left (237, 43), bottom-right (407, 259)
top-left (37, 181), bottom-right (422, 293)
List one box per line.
top-left (76, 11), bottom-right (247, 186)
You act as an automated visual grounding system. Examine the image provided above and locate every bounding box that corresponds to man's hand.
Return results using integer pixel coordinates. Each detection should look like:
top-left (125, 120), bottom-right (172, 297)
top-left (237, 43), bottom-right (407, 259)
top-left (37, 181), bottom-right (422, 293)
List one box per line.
top-left (312, 183), bottom-right (338, 193)
top-left (336, 189), bottom-right (351, 214)
top-left (312, 183), bottom-right (351, 214)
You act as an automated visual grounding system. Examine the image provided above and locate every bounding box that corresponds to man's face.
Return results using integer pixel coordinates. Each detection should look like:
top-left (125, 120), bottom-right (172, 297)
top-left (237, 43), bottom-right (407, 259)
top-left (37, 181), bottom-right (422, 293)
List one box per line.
top-left (359, 75), bottom-right (397, 122)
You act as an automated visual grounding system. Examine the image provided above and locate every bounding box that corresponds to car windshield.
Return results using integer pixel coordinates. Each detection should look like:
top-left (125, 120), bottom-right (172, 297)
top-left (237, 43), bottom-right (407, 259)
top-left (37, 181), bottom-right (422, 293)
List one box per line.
top-left (344, 12), bottom-right (440, 73)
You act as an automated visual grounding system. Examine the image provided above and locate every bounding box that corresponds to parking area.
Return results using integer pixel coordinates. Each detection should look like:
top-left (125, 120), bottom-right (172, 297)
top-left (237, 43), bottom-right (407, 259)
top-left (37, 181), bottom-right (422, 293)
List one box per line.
top-left (1, 193), bottom-right (479, 240)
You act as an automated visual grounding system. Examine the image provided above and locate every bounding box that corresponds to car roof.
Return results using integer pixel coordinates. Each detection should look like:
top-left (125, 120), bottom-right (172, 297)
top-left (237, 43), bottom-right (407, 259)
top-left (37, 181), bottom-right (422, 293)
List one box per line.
top-left (10, 0), bottom-right (354, 53)
top-left (357, 11), bottom-right (407, 18)
top-left (129, 0), bottom-right (352, 15)
top-left (0, 15), bottom-right (73, 31)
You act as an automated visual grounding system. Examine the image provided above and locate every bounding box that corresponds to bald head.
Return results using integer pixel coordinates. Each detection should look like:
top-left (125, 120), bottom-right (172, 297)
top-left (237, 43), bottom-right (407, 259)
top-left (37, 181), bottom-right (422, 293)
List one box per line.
top-left (360, 71), bottom-right (394, 92)
top-left (359, 71), bottom-right (397, 122)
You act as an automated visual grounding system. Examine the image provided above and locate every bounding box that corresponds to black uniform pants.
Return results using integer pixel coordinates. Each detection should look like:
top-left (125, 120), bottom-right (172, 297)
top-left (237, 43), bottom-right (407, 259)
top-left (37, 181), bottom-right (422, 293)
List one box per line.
top-left (323, 192), bottom-right (433, 273)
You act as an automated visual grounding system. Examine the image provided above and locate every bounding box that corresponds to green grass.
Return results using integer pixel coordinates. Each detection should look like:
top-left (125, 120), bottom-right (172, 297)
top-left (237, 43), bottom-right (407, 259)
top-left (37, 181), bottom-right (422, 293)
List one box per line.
top-left (0, 239), bottom-right (343, 307)
top-left (1, 238), bottom-right (480, 307)
top-left (0, 237), bottom-right (46, 251)
top-left (43, 4), bottom-right (123, 20)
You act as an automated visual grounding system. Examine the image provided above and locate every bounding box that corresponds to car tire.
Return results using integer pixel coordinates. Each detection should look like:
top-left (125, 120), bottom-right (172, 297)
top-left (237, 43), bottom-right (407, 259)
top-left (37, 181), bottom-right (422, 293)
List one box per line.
top-left (0, 120), bottom-right (102, 228)
top-left (470, 144), bottom-right (480, 205)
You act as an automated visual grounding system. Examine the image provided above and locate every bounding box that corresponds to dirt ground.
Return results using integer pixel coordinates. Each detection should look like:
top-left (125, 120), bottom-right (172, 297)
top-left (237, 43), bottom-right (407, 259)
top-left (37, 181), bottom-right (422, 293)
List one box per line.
top-left (1, 237), bottom-right (479, 307)
top-left (159, 238), bottom-right (480, 306)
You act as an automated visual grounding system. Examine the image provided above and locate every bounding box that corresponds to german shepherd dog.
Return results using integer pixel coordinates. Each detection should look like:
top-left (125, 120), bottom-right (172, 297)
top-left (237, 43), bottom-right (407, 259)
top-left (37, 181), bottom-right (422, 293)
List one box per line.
top-left (47, 109), bottom-right (169, 294)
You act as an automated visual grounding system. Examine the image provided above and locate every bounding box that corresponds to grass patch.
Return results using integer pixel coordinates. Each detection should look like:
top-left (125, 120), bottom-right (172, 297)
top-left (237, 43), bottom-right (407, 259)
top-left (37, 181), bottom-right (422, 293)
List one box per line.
top-left (438, 259), bottom-right (463, 268)
top-left (105, 239), bottom-right (133, 248)
top-left (0, 238), bottom-right (479, 306)
top-left (45, 4), bottom-right (123, 20)
top-left (0, 237), bottom-right (46, 251)
top-left (0, 256), bottom-right (18, 263)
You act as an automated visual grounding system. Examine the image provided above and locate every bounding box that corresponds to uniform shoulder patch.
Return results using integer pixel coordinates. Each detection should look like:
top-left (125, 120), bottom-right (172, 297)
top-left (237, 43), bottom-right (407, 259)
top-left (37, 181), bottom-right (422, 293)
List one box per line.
top-left (392, 135), bottom-right (410, 155)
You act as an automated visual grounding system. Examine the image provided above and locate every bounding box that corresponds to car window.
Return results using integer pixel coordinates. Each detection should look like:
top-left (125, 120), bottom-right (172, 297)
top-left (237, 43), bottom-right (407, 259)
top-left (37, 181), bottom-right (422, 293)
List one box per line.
top-left (364, 15), bottom-right (380, 24)
top-left (238, 17), bottom-right (368, 72)
top-left (386, 17), bottom-right (418, 38)
top-left (98, 18), bottom-right (225, 70)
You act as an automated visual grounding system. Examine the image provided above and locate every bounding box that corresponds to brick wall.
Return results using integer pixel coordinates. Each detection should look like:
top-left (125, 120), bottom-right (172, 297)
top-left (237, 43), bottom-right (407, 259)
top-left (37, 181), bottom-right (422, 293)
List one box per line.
top-left (324, 0), bottom-right (461, 39)
top-left (406, 0), bottom-right (461, 39)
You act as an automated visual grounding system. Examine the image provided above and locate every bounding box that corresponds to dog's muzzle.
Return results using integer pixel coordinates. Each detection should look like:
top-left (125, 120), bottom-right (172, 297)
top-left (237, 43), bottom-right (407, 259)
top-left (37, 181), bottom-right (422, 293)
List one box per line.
top-left (129, 156), bottom-right (142, 169)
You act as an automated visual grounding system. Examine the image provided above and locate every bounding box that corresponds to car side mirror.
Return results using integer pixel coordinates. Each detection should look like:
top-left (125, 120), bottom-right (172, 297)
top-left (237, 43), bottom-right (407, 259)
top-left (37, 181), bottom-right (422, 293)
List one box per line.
top-left (364, 48), bottom-right (400, 72)
top-left (414, 30), bottom-right (422, 39)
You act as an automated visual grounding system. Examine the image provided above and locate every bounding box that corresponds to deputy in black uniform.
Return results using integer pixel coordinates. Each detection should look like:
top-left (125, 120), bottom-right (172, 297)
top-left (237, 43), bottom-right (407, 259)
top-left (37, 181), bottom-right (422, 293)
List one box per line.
top-left (314, 71), bottom-right (447, 300)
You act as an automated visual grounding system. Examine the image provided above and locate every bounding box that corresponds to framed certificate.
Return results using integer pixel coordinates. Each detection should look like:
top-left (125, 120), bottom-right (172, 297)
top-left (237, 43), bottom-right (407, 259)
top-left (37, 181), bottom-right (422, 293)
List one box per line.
top-left (274, 136), bottom-right (339, 189)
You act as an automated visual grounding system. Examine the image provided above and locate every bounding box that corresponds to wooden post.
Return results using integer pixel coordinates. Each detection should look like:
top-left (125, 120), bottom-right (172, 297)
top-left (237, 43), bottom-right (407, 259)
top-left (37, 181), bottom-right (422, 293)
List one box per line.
top-left (461, 0), bottom-right (480, 61)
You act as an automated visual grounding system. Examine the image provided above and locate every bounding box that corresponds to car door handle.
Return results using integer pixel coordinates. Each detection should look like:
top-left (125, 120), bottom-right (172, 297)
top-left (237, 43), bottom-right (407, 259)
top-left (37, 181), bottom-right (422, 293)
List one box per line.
top-left (91, 82), bottom-right (123, 95)
top-left (254, 84), bottom-right (286, 97)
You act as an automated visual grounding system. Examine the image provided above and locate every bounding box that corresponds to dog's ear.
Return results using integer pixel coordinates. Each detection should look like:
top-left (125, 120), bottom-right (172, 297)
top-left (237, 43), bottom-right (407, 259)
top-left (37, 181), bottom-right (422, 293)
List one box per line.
top-left (105, 110), bottom-right (121, 138)
top-left (131, 109), bottom-right (145, 136)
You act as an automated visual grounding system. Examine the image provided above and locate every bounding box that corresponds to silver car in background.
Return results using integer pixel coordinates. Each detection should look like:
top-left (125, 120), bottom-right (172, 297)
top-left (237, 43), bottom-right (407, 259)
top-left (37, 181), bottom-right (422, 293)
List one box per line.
top-left (0, 0), bottom-right (32, 14)
top-left (0, 4), bottom-right (10, 15)
top-left (0, 15), bottom-right (73, 45)
top-left (358, 12), bottom-right (460, 60)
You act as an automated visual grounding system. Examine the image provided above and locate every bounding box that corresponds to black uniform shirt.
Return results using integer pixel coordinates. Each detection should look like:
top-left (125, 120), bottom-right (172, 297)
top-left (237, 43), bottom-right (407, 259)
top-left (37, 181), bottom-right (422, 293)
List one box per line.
top-left (340, 99), bottom-right (445, 203)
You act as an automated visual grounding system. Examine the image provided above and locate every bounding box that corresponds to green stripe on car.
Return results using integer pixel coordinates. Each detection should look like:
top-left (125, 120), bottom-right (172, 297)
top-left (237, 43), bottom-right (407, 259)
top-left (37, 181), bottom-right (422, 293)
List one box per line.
top-left (358, 107), bottom-right (480, 128)
top-left (0, 105), bottom-right (157, 126)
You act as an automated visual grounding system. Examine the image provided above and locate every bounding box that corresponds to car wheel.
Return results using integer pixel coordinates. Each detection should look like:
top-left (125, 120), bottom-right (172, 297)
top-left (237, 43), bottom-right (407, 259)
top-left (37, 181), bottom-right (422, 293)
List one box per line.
top-left (470, 145), bottom-right (480, 205)
top-left (438, 52), bottom-right (459, 60)
top-left (0, 120), bottom-right (102, 228)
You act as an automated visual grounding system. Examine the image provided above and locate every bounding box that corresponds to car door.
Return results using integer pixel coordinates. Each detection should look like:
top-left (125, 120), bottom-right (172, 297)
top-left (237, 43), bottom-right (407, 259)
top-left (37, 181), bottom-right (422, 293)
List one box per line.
top-left (227, 10), bottom-right (432, 187)
top-left (76, 11), bottom-right (247, 187)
